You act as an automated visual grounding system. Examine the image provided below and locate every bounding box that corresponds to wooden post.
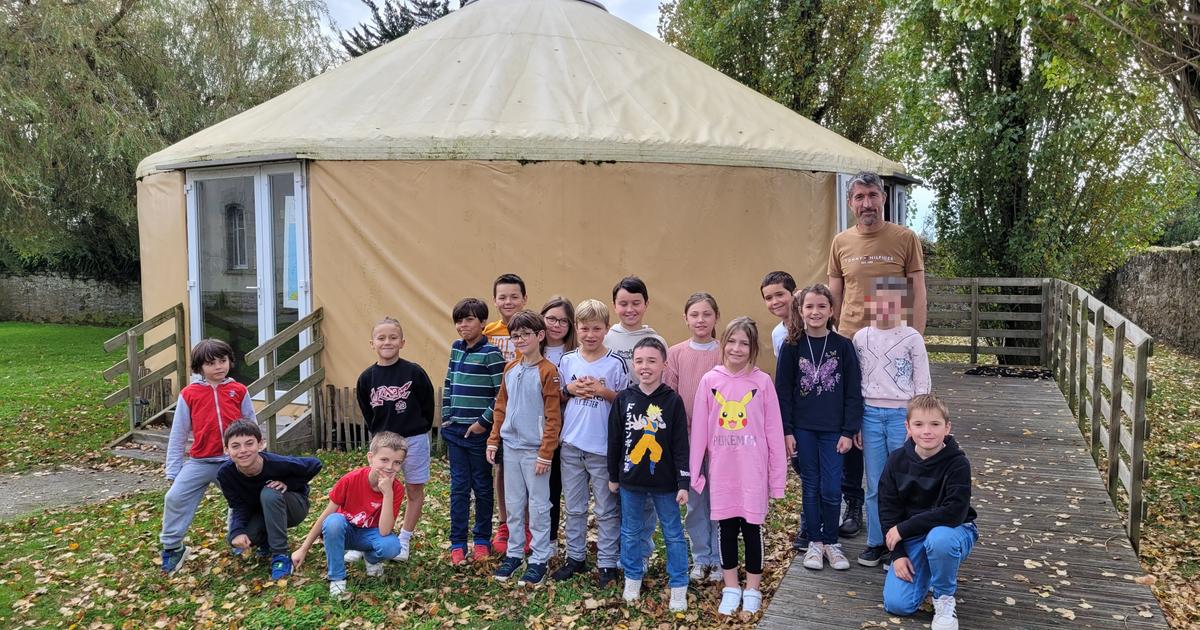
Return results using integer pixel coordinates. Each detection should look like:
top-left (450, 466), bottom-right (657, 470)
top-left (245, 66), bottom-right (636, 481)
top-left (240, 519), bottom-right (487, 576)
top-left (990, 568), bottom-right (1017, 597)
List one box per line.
top-left (969, 279), bottom-right (980, 364)
top-left (1057, 282), bottom-right (1069, 388)
top-left (1089, 306), bottom-right (1105, 460)
top-left (264, 352), bottom-right (277, 450)
top-left (1077, 294), bottom-right (1088, 426)
top-left (173, 304), bottom-right (187, 399)
top-left (1040, 278), bottom-right (1051, 367)
top-left (1067, 288), bottom-right (1079, 411)
top-left (1127, 338), bottom-right (1152, 552)
top-left (126, 332), bottom-right (140, 432)
top-left (1106, 321), bottom-right (1126, 502)
top-left (311, 318), bottom-right (323, 450)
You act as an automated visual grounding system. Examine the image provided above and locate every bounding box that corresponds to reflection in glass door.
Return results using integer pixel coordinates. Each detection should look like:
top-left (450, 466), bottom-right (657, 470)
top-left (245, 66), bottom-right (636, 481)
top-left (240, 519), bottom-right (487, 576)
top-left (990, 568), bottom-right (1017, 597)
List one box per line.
top-left (268, 171), bottom-right (302, 391)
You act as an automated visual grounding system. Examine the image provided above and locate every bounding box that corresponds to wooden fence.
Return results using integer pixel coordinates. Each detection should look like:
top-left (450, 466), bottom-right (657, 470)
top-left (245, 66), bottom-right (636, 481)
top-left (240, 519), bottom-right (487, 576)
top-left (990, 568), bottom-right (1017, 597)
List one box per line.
top-left (925, 277), bottom-right (1047, 363)
top-left (101, 303), bottom-right (188, 436)
top-left (244, 308), bottom-right (326, 449)
top-left (313, 385), bottom-right (445, 452)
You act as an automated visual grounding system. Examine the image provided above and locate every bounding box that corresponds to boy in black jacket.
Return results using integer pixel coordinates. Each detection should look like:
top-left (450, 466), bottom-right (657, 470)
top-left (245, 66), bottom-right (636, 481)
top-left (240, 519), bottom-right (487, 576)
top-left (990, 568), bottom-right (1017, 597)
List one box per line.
top-left (218, 420), bottom-right (323, 580)
top-left (607, 337), bottom-right (690, 612)
top-left (878, 394), bottom-right (978, 630)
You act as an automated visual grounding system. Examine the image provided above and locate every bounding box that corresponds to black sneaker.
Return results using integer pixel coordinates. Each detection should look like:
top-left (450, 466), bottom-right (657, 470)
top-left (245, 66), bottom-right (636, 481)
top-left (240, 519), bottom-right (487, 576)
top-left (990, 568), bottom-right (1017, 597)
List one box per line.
top-left (839, 498), bottom-right (863, 538)
top-left (518, 562), bottom-right (548, 586)
top-left (857, 545), bottom-right (888, 567)
top-left (597, 566), bottom-right (621, 588)
top-left (493, 556), bottom-right (523, 581)
top-left (552, 557), bottom-right (588, 581)
top-left (792, 530), bottom-right (809, 551)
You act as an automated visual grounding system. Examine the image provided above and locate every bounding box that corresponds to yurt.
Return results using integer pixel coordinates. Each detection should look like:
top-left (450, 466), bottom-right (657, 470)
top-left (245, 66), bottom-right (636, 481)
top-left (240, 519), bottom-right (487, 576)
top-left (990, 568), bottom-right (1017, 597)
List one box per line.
top-left (134, 0), bottom-right (908, 416)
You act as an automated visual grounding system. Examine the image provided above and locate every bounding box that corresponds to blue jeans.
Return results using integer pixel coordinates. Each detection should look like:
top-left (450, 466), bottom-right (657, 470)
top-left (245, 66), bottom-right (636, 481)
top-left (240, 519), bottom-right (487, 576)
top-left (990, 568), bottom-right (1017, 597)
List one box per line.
top-left (444, 426), bottom-right (493, 548)
top-left (321, 513), bottom-right (401, 580)
top-left (884, 523), bottom-right (978, 615)
top-left (863, 405), bottom-right (909, 547)
top-left (619, 488), bottom-right (689, 587)
top-left (795, 430), bottom-right (843, 544)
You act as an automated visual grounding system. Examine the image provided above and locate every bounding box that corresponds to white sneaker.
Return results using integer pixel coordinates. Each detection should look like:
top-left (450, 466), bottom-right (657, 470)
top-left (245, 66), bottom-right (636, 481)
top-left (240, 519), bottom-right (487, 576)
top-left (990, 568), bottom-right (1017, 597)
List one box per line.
top-left (931, 594), bottom-right (959, 630)
top-left (365, 560), bottom-right (384, 577)
top-left (742, 588), bottom-right (763, 614)
top-left (707, 564), bottom-right (724, 582)
top-left (395, 538), bottom-right (411, 562)
top-left (343, 550), bottom-right (363, 563)
top-left (718, 586), bottom-right (742, 615)
top-left (803, 542), bottom-right (826, 570)
top-left (669, 586), bottom-right (688, 612)
top-left (329, 579), bottom-right (349, 600)
top-left (688, 563), bottom-right (706, 580)
top-left (825, 543), bottom-right (851, 570)
top-left (622, 577), bottom-right (642, 603)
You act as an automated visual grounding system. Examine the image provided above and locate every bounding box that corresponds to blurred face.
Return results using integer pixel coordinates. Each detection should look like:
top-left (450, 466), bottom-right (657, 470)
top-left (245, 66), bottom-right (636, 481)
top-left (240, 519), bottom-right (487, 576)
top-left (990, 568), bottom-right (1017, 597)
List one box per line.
top-left (225, 433), bottom-right (263, 469)
top-left (371, 323), bottom-right (405, 362)
top-left (723, 329), bottom-right (752, 373)
top-left (632, 346), bottom-right (665, 387)
top-left (849, 183), bottom-right (886, 228)
top-left (907, 408), bottom-right (951, 455)
top-left (684, 300), bottom-right (718, 341)
top-left (510, 327), bottom-right (544, 356)
top-left (201, 356), bottom-right (231, 383)
top-left (577, 320), bottom-right (607, 352)
top-left (543, 306), bottom-right (570, 344)
top-left (613, 289), bottom-right (648, 328)
top-left (494, 283), bottom-right (527, 322)
top-left (455, 315), bottom-right (485, 345)
top-left (800, 291), bottom-right (832, 332)
top-left (368, 446), bottom-right (404, 477)
top-left (868, 287), bottom-right (905, 326)
top-left (761, 283), bottom-right (793, 320)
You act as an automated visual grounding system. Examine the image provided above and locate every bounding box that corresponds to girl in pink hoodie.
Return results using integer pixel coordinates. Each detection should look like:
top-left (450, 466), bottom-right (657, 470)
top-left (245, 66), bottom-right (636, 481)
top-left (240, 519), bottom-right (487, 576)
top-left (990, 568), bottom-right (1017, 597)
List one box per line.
top-left (690, 317), bottom-right (788, 616)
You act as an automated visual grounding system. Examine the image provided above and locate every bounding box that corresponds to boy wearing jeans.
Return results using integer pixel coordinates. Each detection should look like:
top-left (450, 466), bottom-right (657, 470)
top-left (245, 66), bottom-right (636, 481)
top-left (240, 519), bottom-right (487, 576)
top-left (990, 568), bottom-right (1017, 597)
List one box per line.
top-left (879, 394), bottom-right (977, 630)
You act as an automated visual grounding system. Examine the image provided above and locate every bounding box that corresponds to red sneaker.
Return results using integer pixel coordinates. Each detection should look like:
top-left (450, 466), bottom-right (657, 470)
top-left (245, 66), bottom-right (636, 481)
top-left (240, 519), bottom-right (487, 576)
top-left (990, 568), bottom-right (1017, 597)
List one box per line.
top-left (492, 523), bottom-right (509, 555)
top-left (449, 547), bottom-right (466, 566)
top-left (472, 543), bottom-right (491, 562)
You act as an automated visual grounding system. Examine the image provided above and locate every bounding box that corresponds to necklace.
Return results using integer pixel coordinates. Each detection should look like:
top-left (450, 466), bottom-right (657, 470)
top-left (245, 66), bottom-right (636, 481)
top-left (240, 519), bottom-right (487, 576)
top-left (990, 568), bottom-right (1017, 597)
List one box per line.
top-left (805, 333), bottom-right (829, 373)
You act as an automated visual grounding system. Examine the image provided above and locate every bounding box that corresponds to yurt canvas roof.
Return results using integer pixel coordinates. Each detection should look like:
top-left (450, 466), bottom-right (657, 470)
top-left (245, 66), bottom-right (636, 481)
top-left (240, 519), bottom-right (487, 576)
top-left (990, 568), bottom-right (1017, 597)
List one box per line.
top-left (136, 0), bottom-right (904, 178)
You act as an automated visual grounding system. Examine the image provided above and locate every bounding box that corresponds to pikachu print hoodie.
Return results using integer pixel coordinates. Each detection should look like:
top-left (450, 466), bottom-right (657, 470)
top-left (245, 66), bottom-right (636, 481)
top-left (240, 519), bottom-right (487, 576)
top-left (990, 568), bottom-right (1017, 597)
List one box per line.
top-left (607, 383), bottom-right (690, 493)
top-left (689, 365), bottom-right (788, 524)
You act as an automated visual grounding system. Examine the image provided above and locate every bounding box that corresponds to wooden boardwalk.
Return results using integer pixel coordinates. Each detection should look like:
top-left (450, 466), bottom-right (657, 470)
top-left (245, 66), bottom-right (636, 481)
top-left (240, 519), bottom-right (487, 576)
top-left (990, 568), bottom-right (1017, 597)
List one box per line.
top-left (759, 363), bottom-right (1169, 629)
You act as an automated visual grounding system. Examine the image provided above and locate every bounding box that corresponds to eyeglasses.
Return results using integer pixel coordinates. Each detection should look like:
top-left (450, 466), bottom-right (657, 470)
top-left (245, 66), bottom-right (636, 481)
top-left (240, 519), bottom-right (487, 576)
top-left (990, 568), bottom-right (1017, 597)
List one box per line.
top-left (510, 331), bottom-right (539, 341)
top-left (544, 316), bottom-right (570, 327)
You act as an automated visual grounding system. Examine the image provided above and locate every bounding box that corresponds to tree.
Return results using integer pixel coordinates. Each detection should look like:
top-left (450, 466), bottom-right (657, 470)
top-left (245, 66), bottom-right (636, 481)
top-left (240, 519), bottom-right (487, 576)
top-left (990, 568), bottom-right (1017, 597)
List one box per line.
top-left (339, 0), bottom-right (452, 58)
top-left (0, 0), bottom-right (337, 281)
top-left (658, 0), bottom-right (895, 151)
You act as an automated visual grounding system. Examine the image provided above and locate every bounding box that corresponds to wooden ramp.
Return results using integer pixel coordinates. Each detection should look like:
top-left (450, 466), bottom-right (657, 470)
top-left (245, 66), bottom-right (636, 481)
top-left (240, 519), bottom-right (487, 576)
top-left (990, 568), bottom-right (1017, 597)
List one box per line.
top-left (759, 363), bottom-right (1168, 629)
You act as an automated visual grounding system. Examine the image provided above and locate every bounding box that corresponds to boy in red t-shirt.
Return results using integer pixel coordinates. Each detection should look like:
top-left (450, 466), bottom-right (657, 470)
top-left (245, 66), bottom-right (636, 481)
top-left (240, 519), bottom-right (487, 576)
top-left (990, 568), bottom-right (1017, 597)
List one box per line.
top-left (292, 432), bottom-right (407, 599)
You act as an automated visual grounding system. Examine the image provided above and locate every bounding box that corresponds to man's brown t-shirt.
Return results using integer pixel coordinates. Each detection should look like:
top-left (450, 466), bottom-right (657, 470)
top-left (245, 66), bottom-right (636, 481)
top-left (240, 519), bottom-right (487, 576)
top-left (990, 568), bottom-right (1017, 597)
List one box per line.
top-left (827, 222), bottom-right (924, 338)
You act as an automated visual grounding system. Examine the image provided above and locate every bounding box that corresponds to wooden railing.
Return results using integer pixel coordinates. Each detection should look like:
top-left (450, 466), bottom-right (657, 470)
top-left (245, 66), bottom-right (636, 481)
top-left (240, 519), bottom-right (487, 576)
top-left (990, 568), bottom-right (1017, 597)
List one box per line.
top-left (244, 308), bottom-right (325, 448)
top-left (102, 303), bottom-right (188, 434)
top-left (1046, 279), bottom-right (1153, 550)
top-left (925, 277), bottom-right (1047, 363)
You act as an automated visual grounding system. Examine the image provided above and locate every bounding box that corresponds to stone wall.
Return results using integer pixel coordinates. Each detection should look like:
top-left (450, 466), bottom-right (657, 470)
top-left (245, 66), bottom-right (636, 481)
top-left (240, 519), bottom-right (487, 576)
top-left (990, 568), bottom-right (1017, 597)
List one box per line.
top-left (0, 273), bottom-right (141, 326)
top-left (1099, 246), bottom-right (1200, 357)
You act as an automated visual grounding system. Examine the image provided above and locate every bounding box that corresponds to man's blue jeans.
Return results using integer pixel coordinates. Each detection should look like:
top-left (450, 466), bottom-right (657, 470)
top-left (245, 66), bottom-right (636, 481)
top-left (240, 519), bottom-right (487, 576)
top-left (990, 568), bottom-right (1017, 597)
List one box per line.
top-left (321, 513), bottom-right (401, 580)
top-left (444, 427), bottom-right (494, 548)
top-left (619, 488), bottom-right (689, 588)
top-left (863, 404), bottom-right (908, 547)
top-left (883, 523), bottom-right (979, 615)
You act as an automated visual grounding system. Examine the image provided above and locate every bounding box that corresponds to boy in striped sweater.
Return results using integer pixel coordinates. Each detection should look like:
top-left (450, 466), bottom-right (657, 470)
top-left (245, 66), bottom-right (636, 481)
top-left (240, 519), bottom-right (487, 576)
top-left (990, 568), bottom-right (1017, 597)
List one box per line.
top-left (442, 298), bottom-right (507, 565)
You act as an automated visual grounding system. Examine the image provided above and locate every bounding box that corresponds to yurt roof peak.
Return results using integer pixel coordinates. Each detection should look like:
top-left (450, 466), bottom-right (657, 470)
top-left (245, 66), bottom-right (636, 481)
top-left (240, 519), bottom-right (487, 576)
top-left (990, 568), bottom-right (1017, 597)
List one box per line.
top-left (136, 0), bottom-right (904, 178)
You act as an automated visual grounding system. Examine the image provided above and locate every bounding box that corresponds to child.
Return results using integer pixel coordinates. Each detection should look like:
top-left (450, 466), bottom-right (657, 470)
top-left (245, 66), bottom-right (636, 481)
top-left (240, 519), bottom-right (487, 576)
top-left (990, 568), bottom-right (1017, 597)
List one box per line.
top-left (608, 337), bottom-right (691, 612)
top-left (218, 420), bottom-right (322, 580)
top-left (551, 299), bottom-right (628, 587)
top-left (486, 310), bottom-right (562, 586)
top-left (776, 284), bottom-right (862, 571)
top-left (690, 317), bottom-right (787, 616)
top-left (483, 273), bottom-right (529, 552)
top-left (854, 277), bottom-right (932, 568)
top-left (441, 298), bottom-right (506, 564)
top-left (604, 275), bottom-right (666, 362)
top-left (664, 292), bottom-right (723, 582)
top-left (160, 338), bottom-right (256, 575)
top-left (356, 316), bottom-right (435, 561)
top-left (880, 394), bottom-right (977, 630)
top-left (541, 296), bottom-right (578, 548)
top-left (292, 431), bottom-right (407, 599)
top-left (760, 271), bottom-right (797, 359)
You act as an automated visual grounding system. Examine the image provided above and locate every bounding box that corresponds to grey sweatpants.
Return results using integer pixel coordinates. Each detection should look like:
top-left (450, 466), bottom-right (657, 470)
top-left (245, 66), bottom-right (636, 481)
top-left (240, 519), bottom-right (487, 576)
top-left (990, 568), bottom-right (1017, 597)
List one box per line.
top-left (227, 487), bottom-right (310, 555)
top-left (503, 447), bottom-right (553, 564)
top-left (161, 457), bottom-right (226, 549)
top-left (561, 443), bottom-right (621, 568)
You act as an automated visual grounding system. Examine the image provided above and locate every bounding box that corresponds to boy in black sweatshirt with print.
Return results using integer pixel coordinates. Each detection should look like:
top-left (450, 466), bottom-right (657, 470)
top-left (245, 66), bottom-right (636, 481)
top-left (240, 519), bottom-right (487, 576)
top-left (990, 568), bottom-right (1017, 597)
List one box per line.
top-left (878, 394), bottom-right (978, 630)
top-left (607, 337), bottom-right (690, 612)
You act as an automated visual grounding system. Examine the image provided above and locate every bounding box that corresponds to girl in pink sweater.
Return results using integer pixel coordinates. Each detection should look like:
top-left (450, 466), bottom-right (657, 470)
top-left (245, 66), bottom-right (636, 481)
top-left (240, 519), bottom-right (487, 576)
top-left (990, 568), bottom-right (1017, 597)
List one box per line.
top-left (690, 317), bottom-right (787, 616)
top-left (665, 292), bottom-right (723, 582)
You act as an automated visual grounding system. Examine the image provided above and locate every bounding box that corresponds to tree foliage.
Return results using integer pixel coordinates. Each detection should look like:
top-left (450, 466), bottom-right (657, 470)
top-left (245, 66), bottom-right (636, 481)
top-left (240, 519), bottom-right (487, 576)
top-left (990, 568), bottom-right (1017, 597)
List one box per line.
top-left (658, 0), bottom-right (895, 151)
top-left (339, 0), bottom-right (452, 58)
top-left (0, 0), bottom-right (336, 281)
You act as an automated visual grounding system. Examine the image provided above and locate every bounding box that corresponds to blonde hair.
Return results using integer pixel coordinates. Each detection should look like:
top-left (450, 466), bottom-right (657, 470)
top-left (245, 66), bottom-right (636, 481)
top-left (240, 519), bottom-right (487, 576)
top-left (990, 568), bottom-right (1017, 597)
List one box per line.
top-left (719, 316), bottom-right (760, 368)
top-left (372, 316), bottom-right (404, 339)
top-left (574, 299), bottom-right (610, 326)
top-left (368, 431), bottom-right (409, 457)
top-left (907, 394), bottom-right (949, 423)
top-left (785, 284), bottom-right (836, 345)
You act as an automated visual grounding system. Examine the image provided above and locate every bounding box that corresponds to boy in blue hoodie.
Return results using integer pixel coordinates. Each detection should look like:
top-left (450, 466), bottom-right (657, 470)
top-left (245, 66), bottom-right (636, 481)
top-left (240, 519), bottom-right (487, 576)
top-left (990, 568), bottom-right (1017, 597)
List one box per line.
top-left (879, 394), bottom-right (978, 630)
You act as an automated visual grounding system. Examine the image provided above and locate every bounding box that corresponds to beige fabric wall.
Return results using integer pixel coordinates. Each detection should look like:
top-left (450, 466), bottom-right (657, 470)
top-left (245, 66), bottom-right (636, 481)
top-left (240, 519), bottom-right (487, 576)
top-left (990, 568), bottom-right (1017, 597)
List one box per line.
top-left (310, 160), bottom-right (835, 389)
top-left (136, 172), bottom-right (190, 371)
